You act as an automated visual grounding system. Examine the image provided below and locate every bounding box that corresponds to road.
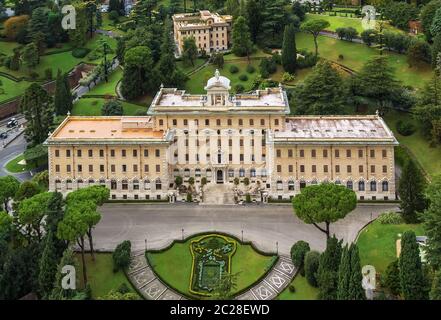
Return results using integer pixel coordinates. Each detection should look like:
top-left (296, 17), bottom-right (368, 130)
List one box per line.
top-left (0, 133), bottom-right (31, 181)
top-left (93, 203), bottom-right (398, 255)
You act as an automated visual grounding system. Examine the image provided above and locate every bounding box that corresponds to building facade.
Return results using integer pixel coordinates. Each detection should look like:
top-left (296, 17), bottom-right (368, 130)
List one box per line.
top-left (45, 71), bottom-right (398, 202)
top-left (172, 10), bottom-right (232, 55)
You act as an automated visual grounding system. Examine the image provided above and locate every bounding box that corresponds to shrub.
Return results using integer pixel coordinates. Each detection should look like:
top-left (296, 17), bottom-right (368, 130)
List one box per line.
top-left (186, 193), bottom-right (193, 202)
top-left (282, 72), bottom-right (295, 83)
top-left (175, 176), bottom-right (183, 187)
top-left (229, 65), bottom-right (239, 74)
top-left (239, 74), bottom-right (248, 81)
top-left (290, 241), bottom-right (310, 276)
top-left (117, 283), bottom-right (131, 294)
top-left (259, 57), bottom-right (277, 78)
top-left (112, 240), bottom-right (131, 272)
top-left (188, 177), bottom-right (195, 185)
top-left (243, 177), bottom-right (250, 186)
top-left (396, 120), bottom-right (415, 136)
top-left (245, 194), bottom-right (251, 203)
top-left (201, 177), bottom-right (207, 185)
top-left (101, 100), bottom-right (123, 116)
top-left (71, 47), bottom-right (91, 58)
top-left (109, 10), bottom-right (119, 22)
top-left (296, 50), bottom-right (318, 69)
top-left (246, 64), bottom-right (255, 73)
top-left (338, 54), bottom-right (344, 60)
top-left (304, 250), bottom-right (320, 287)
top-left (361, 29), bottom-right (378, 46)
top-left (45, 68), bottom-right (53, 80)
top-left (289, 285), bottom-right (296, 293)
top-left (234, 84), bottom-right (245, 93)
top-left (234, 177), bottom-right (240, 185)
top-left (377, 211), bottom-right (404, 225)
top-left (87, 50), bottom-right (102, 61)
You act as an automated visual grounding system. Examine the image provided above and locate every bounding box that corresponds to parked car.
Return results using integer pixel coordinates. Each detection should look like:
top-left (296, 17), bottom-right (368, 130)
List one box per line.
top-left (6, 118), bottom-right (18, 128)
top-left (0, 131), bottom-right (7, 139)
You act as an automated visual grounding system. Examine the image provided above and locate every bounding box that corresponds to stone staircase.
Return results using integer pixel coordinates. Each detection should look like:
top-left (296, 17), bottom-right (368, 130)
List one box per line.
top-left (202, 183), bottom-right (236, 205)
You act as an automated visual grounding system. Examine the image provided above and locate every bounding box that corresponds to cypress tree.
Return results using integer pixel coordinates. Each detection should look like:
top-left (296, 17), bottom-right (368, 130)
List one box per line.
top-left (63, 73), bottom-right (72, 114)
top-left (348, 244), bottom-right (365, 300)
top-left (54, 69), bottom-right (68, 116)
top-left (398, 160), bottom-right (427, 223)
top-left (38, 231), bottom-right (59, 298)
top-left (430, 270), bottom-right (441, 300)
top-left (337, 244), bottom-right (350, 300)
top-left (432, 35), bottom-right (441, 69)
top-left (231, 16), bottom-right (253, 59)
top-left (382, 259), bottom-right (401, 296)
top-left (399, 231), bottom-right (428, 300)
top-left (282, 24), bottom-right (297, 74)
top-left (317, 235), bottom-right (342, 300)
top-left (304, 250), bottom-right (320, 287)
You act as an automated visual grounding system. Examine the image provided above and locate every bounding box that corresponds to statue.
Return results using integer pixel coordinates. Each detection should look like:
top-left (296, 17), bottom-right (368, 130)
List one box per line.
top-left (215, 69), bottom-right (220, 80)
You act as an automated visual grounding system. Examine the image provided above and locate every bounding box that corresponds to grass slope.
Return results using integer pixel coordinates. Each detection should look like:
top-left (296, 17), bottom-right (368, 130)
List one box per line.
top-left (277, 275), bottom-right (319, 300)
top-left (72, 98), bottom-right (148, 116)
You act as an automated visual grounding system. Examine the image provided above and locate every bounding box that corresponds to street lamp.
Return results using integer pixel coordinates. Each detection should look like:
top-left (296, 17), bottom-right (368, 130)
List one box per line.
top-left (145, 238), bottom-right (147, 251)
top-left (182, 228), bottom-right (184, 241)
top-left (276, 241), bottom-right (279, 255)
top-left (241, 230), bottom-right (243, 242)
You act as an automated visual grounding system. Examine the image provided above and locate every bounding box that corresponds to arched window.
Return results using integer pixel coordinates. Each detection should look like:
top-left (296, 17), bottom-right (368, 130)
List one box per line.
top-left (122, 180), bottom-right (128, 190)
top-left (239, 168), bottom-right (245, 177)
top-left (288, 180), bottom-right (295, 191)
top-left (228, 169), bottom-right (234, 178)
top-left (277, 180), bottom-right (283, 190)
top-left (347, 180), bottom-right (353, 190)
top-left (206, 169), bottom-right (212, 177)
top-left (358, 180), bottom-right (365, 191)
top-left (133, 179), bottom-right (139, 190)
top-left (88, 179), bottom-right (95, 185)
top-left (382, 181), bottom-right (389, 192)
top-left (77, 179), bottom-right (83, 188)
top-left (144, 180), bottom-right (151, 190)
top-left (111, 180), bottom-right (117, 190)
top-left (261, 169), bottom-right (267, 177)
top-left (335, 179), bottom-right (341, 185)
top-left (184, 168), bottom-right (190, 177)
top-left (55, 179), bottom-right (61, 191)
top-left (195, 168), bottom-right (201, 177)
top-left (250, 168), bottom-right (256, 177)
top-left (173, 169), bottom-right (179, 177)
top-left (99, 179), bottom-right (106, 185)
top-left (155, 179), bottom-right (162, 190)
top-left (300, 180), bottom-right (306, 189)
top-left (311, 179), bottom-right (318, 185)
top-left (370, 181), bottom-right (377, 191)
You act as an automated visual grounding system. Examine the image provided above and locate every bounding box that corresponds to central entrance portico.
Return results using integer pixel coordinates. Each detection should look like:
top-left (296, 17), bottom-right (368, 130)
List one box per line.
top-left (216, 169), bottom-right (224, 184)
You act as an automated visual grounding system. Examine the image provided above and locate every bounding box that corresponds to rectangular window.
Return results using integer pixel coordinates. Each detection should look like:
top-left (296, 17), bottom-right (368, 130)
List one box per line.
top-left (77, 165), bottom-right (82, 173)
top-left (323, 149), bottom-right (328, 158)
top-left (359, 149), bottom-right (363, 158)
top-left (311, 149), bottom-right (316, 158)
top-left (66, 150), bottom-right (71, 157)
top-left (110, 149), bottom-right (115, 157)
top-left (346, 149), bottom-right (351, 158)
top-left (216, 119), bottom-right (221, 126)
top-left (249, 119), bottom-right (254, 126)
top-left (277, 165), bottom-right (282, 173)
top-left (228, 119), bottom-right (232, 126)
top-left (66, 165), bottom-right (71, 172)
top-left (335, 165), bottom-right (340, 173)
top-left (133, 165), bottom-right (138, 172)
top-left (156, 165), bottom-right (160, 173)
top-left (144, 164), bottom-right (149, 172)
top-left (111, 165), bottom-right (115, 173)
top-left (288, 165), bottom-right (293, 173)
top-left (288, 149), bottom-right (293, 158)
top-left (260, 119), bottom-right (265, 126)
top-left (371, 165), bottom-right (376, 173)
top-left (122, 165), bottom-right (127, 172)
top-left (382, 149), bottom-right (387, 158)
top-left (205, 119), bottom-right (210, 126)
top-left (99, 149), bottom-right (104, 157)
top-left (88, 149), bottom-right (93, 157)
top-left (359, 165), bottom-right (363, 173)
top-left (335, 149), bottom-right (340, 158)
top-left (239, 119), bottom-right (243, 126)
top-left (300, 165), bottom-right (305, 173)
top-left (275, 119), bottom-right (279, 126)
top-left (370, 150), bottom-right (375, 158)
top-left (240, 154), bottom-right (244, 162)
top-left (347, 165), bottom-right (352, 173)
top-left (55, 150), bottom-right (60, 157)
top-left (77, 149), bottom-right (82, 157)
top-left (155, 149), bottom-right (160, 157)
top-left (88, 165), bottom-right (93, 172)
top-left (55, 165), bottom-right (60, 172)
top-left (144, 149), bottom-right (149, 157)
top-left (383, 165), bottom-right (387, 173)
top-left (276, 149), bottom-right (281, 158)
top-left (324, 165), bottom-right (328, 173)
top-left (100, 165), bottom-right (104, 172)
top-left (312, 165), bottom-right (316, 173)
top-left (122, 149), bottom-right (126, 157)
top-left (133, 149), bottom-right (137, 157)
top-left (299, 149), bottom-right (304, 157)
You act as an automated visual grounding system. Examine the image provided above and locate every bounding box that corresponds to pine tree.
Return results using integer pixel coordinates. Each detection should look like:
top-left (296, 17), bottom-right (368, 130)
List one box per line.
top-left (317, 235), bottom-right (342, 300)
top-left (422, 183), bottom-right (441, 270)
top-left (54, 70), bottom-right (69, 116)
top-left (382, 259), bottom-right (401, 297)
top-left (430, 270), bottom-right (441, 300)
top-left (433, 35), bottom-right (441, 69)
top-left (245, 0), bottom-right (262, 43)
top-left (399, 231), bottom-right (428, 300)
top-left (22, 42), bottom-right (39, 69)
top-left (348, 244), bottom-right (365, 300)
top-left (398, 160), bottom-right (427, 223)
top-left (282, 24), bottom-right (297, 74)
top-left (20, 83), bottom-right (54, 145)
top-left (38, 231), bottom-right (59, 298)
top-left (337, 245), bottom-right (350, 300)
top-left (231, 16), bottom-right (253, 59)
top-left (49, 247), bottom-right (79, 300)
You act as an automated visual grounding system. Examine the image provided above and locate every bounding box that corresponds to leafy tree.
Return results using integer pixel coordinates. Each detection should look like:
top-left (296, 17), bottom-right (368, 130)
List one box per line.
top-left (17, 192), bottom-right (53, 241)
top-left (422, 184), bottom-right (441, 270)
top-left (431, 7), bottom-right (441, 37)
top-left (292, 1), bottom-right (306, 21)
top-left (348, 244), bottom-right (364, 300)
top-left (431, 270), bottom-right (441, 300)
top-left (291, 60), bottom-right (347, 115)
top-left (182, 37), bottom-right (198, 66)
top-left (211, 52), bottom-right (224, 69)
top-left (0, 176), bottom-right (20, 213)
top-left (22, 42), bottom-right (39, 69)
top-left (304, 250), bottom-right (320, 287)
top-left (282, 24), bottom-right (297, 74)
top-left (382, 259), bottom-right (401, 297)
top-left (398, 160), bottom-right (427, 223)
top-left (337, 244), bottom-right (350, 300)
top-left (54, 70), bottom-right (72, 116)
top-left (407, 40), bottom-right (432, 67)
top-left (399, 231), bottom-right (428, 300)
top-left (260, 0), bottom-right (288, 42)
top-left (433, 35), bottom-right (441, 68)
top-left (300, 19), bottom-right (330, 57)
top-left (421, 0), bottom-right (441, 41)
top-left (317, 235), bottom-right (342, 300)
top-left (225, 0), bottom-right (240, 17)
top-left (0, 211), bottom-right (12, 236)
top-left (112, 240), bottom-right (131, 272)
top-left (69, 1), bottom-right (88, 48)
top-left (101, 99), bottom-right (123, 116)
top-left (14, 180), bottom-right (41, 203)
top-left (38, 231), bottom-right (59, 298)
top-left (290, 240), bottom-right (310, 276)
top-left (20, 83), bottom-right (54, 145)
top-left (382, 1), bottom-right (419, 31)
top-left (245, 0), bottom-right (263, 43)
top-left (232, 16), bottom-right (253, 59)
top-left (31, 170), bottom-right (49, 191)
top-left (3, 15), bottom-right (29, 40)
top-left (292, 183), bottom-right (356, 239)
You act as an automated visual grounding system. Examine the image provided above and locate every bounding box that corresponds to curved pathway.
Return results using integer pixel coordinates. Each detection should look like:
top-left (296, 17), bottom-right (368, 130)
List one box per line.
top-left (126, 249), bottom-right (296, 300)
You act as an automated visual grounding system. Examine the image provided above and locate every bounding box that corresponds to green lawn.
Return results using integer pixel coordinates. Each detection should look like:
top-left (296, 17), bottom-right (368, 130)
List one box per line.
top-left (383, 110), bottom-right (441, 178)
top-left (305, 13), bottom-right (403, 34)
top-left (87, 68), bottom-right (122, 96)
top-left (0, 40), bottom-right (20, 56)
top-left (357, 220), bottom-right (424, 274)
top-left (72, 98), bottom-right (148, 116)
top-left (277, 275), bottom-right (319, 300)
top-left (147, 234), bottom-right (276, 299)
top-left (185, 59), bottom-right (261, 94)
top-left (296, 33), bottom-right (432, 89)
top-left (5, 154), bottom-right (30, 173)
top-left (77, 253), bottom-right (139, 299)
top-left (177, 58), bottom-right (207, 74)
top-left (0, 75), bottom-right (32, 103)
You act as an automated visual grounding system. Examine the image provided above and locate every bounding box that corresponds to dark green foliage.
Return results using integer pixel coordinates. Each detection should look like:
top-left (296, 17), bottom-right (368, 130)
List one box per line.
top-left (182, 37), bottom-right (198, 67)
top-left (430, 270), bottom-right (441, 300)
top-left (398, 160), bottom-right (427, 223)
top-left (112, 240), bottom-right (131, 272)
top-left (407, 40), bottom-right (432, 67)
top-left (281, 24), bottom-right (297, 74)
top-left (234, 84), bottom-right (244, 93)
top-left (245, 0), bottom-right (263, 43)
top-left (232, 16), bottom-right (253, 58)
top-left (304, 250), bottom-right (320, 287)
top-left (54, 70), bottom-right (72, 116)
top-left (432, 34), bottom-right (441, 68)
top-left (422, 181), bottom-right (441, 270)
top-left (38, 231), bottom-right (59, 298)
top-left (290, 240), bottom-right (310, 276)
top-left (246, 64), bottom-right (255, 73)
top-left (317, 236), bottom-right (342, 300)
top-left (361, 29), bottom-right (378, 46)
top-left (0, 176), bottom-right (20, 213)
top-left (396, 120), bottom-right (416, 136)
top-left (421, 0), bottom-right (441, 41)
top-left (229, 65), bottom-right (239, 74)
top-left (259, 57), bottom-right (277, 78)
top-left (382, 1), bottom-right (419, 31)
top-left (336, 27), bottom-right (358, 41)
top-left (348, 244), bottom-right (364, 300)
top-left (239, 74), bottom-right (248, 81)
top-left (291, 60), bottom-right (347, 115)
top-left (337, 245), bottom-right (351, 300)
top-left (14, 181), bottom-right (41, 203)
top-left (210, 52), bottom-right (224, 69)
top-left (399, 231), bottom-right (428, 300)
top-left (101, 99), bottom-right (123, 116)
top-left (72, 47), bottom-right (91, 58)
top-left (49, 248), bottom-right (79, 300)
top-left (382, 259), bottom-right (401, 296)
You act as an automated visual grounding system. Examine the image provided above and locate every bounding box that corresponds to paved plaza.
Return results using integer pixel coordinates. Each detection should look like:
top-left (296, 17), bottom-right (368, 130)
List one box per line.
top-left (93, 203), bottom-right (398, 255)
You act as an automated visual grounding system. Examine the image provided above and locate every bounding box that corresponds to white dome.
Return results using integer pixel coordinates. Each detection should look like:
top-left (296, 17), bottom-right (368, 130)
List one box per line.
top-left (205, 69), bottom-right (231, 90)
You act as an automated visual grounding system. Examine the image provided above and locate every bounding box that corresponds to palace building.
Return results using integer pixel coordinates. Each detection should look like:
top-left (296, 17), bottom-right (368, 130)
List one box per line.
top-left (172, 10), bottom-right (233, 55)
top-left (45, 70), bottom-right (398, 202)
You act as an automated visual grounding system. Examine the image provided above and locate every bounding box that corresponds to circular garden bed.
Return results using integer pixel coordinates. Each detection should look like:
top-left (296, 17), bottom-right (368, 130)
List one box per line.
top-left (146, 232), bottom-right (277, 299)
